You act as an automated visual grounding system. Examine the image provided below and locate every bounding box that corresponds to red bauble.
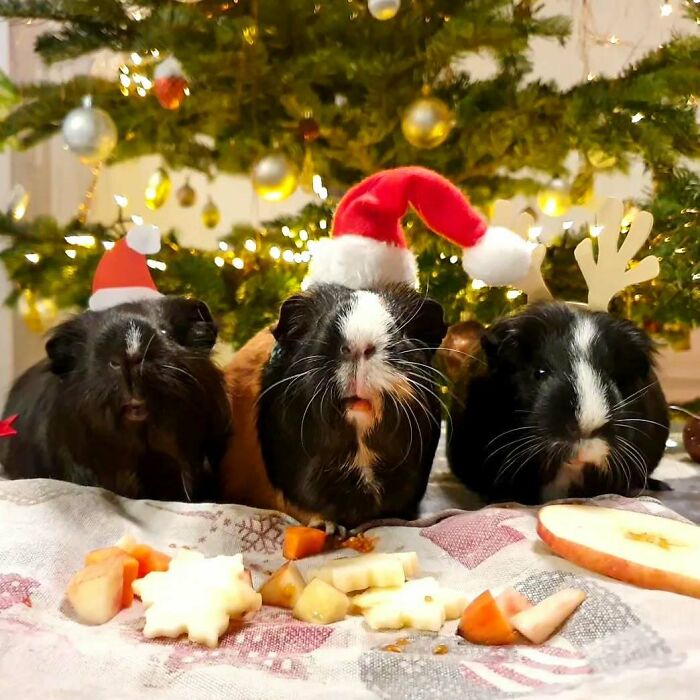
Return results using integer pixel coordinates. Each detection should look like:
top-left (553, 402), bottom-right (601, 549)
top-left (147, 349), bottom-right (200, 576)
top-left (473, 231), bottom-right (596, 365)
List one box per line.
top-left (153, 57), bottom-right (188, 111)
top-left (684, 416), bottom-right (700, 464)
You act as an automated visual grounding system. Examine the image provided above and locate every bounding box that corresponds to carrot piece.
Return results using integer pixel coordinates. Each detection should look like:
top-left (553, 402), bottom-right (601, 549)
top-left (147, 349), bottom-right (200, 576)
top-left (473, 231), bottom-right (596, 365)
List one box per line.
top-left (457, 590), bottom-right (517, 645)
top-left (128, 544), bottom-right (171, 578)
top-left (495, 587), bottom-right (533, 618)
top-left (84, 548), bottom-right (139, 608)
top-left (283, 526), bottom-right (327, 560)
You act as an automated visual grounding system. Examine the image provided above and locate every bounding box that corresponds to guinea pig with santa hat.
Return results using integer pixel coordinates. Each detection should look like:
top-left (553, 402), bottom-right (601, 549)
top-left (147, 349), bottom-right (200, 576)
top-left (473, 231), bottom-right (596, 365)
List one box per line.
top-left (0, 225), bottom-right (230, 501)
top-left (220, 165), bottom-right (534, 531)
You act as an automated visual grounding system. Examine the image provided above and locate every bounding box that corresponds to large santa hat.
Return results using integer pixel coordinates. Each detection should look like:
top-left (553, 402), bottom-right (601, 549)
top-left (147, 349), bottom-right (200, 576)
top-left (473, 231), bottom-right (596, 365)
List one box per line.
top-left (89, 224), bottom-right (162, 311)
top-left (305, 166), bottom-right (534, 289)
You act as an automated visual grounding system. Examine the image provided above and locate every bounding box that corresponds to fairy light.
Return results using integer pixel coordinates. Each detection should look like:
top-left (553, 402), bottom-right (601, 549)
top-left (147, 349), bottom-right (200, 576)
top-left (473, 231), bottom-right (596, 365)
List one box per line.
top-left (214, 256), bottom-right (225, 268)
top-left (140, 77), bottom-right (152, 90)
top-left (282, 225), bottom-right (291, 237)
top-left (293, 253), bottom-right (303, 263)
top-left (130, 52), bottom-right (142, 65)
top-left (506, 289), bottom-right (523, 300)
top-left (136, 86), bottom-right (147, 97)
top-left (449, 255), bottom-right (458, 264)
top-left (65, 249), bottom-right (77, 259)
top-left (301, 251), bottom-right (311, 263)
top-left (586, 72), bottom-right (597, 81)
top-left (184, 87), bottom-right (191, 96)
top-left (471, 279), bottom-right (486, 290)
top-left (528, 226), bottom-right (543, 242)
top-left (131, 214), bottom-right (144, 225)
top-left (319, 219), bottom-right (327, 230)
top-left (119, 65), bottom-right (129, 74)
top-left (25, 253), bottom-right (40, 264)
top-left (244, 239), bottom-right (257, 252)
top-left (147, 260), bottom-right (167, 271)
top-left (218, 241), bottom-right (229, 251)
top-left (631, 112), bottom-right (645, 123)
top-left (562, 220), bottom-right (574, 230)
top-left (151, 49), bottom-right (160, 58)
top-left (660, 2), bottom-right (672, 17)
top-left (64, 235), bottom-right (96, 247)
top-left (608, 34), bottom-right (619, 45)
top-left (299, 229), bottom-right (308, 241)
top-left (270, 246), bottom-right (281, 260)
top-left (439, 252), bottom-right (446, 259)
top-left (232, 257), bottom-right (244, 269)
top-left (114, 194), bottom-right (128, 208)
top-left (102, 241), bottom-right (115, 251)
top-left (590, 224), bottom-right (604, 237)
top-left (282, 249), bottom-right (294, 263)
top-left (119, 74), bottom-right (131, 87)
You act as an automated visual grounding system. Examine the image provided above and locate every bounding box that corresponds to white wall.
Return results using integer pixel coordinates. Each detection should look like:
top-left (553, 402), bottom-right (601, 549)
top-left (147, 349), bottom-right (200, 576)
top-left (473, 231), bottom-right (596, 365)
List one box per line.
top-left (1, 1), bottom-right (698, 406)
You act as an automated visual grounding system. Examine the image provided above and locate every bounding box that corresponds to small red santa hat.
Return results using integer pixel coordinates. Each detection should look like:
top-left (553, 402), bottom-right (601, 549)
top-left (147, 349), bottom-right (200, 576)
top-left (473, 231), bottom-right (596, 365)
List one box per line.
top-left (305, 166), bottom-right (534, 289)
top-left (89, 224), bottom-right (163, 311)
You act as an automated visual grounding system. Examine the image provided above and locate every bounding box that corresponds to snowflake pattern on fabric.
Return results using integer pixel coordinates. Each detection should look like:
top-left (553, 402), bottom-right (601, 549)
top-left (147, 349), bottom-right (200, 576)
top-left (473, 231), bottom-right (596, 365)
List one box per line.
top-left (0, 573), bottom-right (39, 610)
top-left (420, 508), bottom-right (525, 569)
top-left (234, 514), bottom-right (287, 554)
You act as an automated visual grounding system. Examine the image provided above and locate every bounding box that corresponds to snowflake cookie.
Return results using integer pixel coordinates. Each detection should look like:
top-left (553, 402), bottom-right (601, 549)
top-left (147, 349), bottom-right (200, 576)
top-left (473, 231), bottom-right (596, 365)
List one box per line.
top-left (132, 550), bottom-right (261, 647)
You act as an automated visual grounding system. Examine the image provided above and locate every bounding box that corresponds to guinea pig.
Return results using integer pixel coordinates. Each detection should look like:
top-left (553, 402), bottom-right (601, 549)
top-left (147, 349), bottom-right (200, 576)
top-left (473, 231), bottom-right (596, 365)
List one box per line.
top-left (447, 302), bottom-right (669, 505)
top-left (0, 297), bottom-right (230, 501)
top-left (220, 283), bottom-right (447, 531)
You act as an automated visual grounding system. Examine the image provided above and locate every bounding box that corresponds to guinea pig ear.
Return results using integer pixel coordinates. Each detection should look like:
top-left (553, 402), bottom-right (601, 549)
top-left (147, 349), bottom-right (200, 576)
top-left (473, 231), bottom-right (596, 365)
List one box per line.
top-left (481, 317), bottom-right (521, 368)
top-left (166, 297), bottom-right (218, 350)
top-left (272, 294), bottom-right (313, 342)
top-left (45, 318), bottom-right (86, 376)
top-left (403, 298), bottom-right (447, 352)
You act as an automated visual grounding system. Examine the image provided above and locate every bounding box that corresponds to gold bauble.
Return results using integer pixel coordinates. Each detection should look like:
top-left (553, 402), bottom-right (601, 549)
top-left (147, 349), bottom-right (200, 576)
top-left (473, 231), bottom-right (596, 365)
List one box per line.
top-left (251, 153), bottom-right (298, 202)
top-left (368, 0), bottom-right (401, 20)
top-left (587, 149), bottom-right (617, 170)
top-left (176, 178), bottom-right (197, 207)
top-left (145, 167), bottom-right (172, 210)
top-left (18, 290), bottom-right (58, 334)
top-left (537, 178), bottom-right (572, 217)
top-left (201, 197), bottom-right (221, 229)
top-left (401, 97), bottom-right (454, 149)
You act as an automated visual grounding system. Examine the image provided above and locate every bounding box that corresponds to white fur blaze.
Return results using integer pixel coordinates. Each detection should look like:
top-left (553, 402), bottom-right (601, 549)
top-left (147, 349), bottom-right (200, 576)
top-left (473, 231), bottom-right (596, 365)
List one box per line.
top-left (126, 322), bottom-right (142, 357)
top-left (305, 235), bottom-right (417, 289)
top-left (572, 315), bottom-right (609, 435)
top-left (340, 290), bottom-right (393, 350)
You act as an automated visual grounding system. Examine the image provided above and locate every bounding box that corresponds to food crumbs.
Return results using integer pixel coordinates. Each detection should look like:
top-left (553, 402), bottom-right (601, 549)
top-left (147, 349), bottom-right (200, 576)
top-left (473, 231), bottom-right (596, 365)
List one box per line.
top-left (433, 644), bottom-right (449, 655)
top-left (340, 535), bottom-right (377, 553)
top-left (382, 644), bottom-right (404, 653)
top-left (626, 531), bottom-right (675, 550)
top-left (424, 595), bottom-right (433, 602)
top-left (395, 638), bottom-right (411, 647)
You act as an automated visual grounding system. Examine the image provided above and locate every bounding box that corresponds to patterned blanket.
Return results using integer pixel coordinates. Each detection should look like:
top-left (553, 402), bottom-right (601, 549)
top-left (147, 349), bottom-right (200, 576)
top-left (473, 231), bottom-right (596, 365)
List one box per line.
top-left (1, 479), bottom-right (699, 699)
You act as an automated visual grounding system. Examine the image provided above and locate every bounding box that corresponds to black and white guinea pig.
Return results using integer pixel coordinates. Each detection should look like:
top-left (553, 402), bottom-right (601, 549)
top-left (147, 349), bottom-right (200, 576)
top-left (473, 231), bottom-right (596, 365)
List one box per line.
top-left (0, 297), bottom-right (231, 501)
top-left (447, 302), bottom-right (670, 505)
top-left (258, 283), bottom-right (447, 530)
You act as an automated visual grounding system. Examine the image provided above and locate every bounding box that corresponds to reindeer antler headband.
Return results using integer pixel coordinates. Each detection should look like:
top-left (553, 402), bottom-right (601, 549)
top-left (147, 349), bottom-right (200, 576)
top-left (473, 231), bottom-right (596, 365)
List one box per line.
top-left (489, 197), bottom-right (660, 311)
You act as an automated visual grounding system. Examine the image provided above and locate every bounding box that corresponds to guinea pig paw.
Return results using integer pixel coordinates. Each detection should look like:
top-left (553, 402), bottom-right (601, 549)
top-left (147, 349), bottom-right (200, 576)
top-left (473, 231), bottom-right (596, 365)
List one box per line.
top-left (308, 518), bottom-right (347, 539)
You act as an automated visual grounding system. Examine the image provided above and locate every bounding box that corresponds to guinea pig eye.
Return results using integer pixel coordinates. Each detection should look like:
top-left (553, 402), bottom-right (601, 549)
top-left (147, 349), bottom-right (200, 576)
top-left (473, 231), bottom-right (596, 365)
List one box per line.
top-left (159, 328), bottom-right (168, 336)
top-left (109, 359), bottom-right (120, 370)
top-left (534, 367), bottom-right (549, 380)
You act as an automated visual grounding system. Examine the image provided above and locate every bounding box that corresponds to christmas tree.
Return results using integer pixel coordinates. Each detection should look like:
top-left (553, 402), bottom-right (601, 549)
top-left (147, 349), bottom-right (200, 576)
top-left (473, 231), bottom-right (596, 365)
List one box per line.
top-left (0, 0), bottom-right (698, 347)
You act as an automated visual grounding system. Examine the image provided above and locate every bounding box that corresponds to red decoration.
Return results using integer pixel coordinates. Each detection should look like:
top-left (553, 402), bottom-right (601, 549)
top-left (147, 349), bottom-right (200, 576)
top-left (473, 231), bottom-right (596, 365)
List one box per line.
top-left (297, 117), bottom-right (320, 143)
top-left (153, 57), bottom-right (188, 111)
top-left (684, 415), bottom-right (700, 463)
top-left (0, 414), bottom-right (18, 438)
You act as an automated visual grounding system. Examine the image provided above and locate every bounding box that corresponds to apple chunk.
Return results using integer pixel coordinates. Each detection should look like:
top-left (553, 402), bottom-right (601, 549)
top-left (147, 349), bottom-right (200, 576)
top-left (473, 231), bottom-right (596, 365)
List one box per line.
top-left (510, 589), bottom-right (586, 644)
top-left (260, 562), bottom-right (306, 609)
top-left (537, 504), bottom-right (700, 599)
top-left (293, 578), bottom-right (349, 624)
top-left (66, 560), bottom-right (124, 625)
top-left (457, 590), bottom-right (517, 645)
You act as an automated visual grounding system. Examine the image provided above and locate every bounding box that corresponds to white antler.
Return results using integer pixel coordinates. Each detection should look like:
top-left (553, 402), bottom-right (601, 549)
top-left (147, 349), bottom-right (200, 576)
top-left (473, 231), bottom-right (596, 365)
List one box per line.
top-left (574, 198), bottom-right (660, 311)
top-left (490, 200), bottom-right (553, 302)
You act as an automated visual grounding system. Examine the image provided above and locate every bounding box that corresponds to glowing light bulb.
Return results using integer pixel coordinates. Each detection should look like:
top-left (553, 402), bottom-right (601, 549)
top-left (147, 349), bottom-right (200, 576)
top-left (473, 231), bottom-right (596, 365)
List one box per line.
top-left (562, 220), bottom-right (574, 230)
top-left (102, 241), bottom-right (115, 251)
top-left (244, 239), bottom-right (257, 252)
top-left (608, 34), bottom-right (619, 45)
top-left (660, 2), bottom-right (672, 17)
top-left (506, 289), bottom-right (523, 300)
top-left (319, 219), bottom-right (327, 230)
top-left (214, 256), bottom-right (225, 268)
top-left (114, 194), bottom-right (128, 208)
top-left (590, 225), bottom-right (604, 237)
top-left (119, 74), bottom-right (131, 87)
top-left (631, 112), bottom-right (645, 123)
top-left (64, 235), bottom-right (96, 247)
top-left (449, 255), bottom-right (458, 264)
top-left (282, 249), bottom-right (294, 263)
top-left (471, 279), bottom-right (486, 290)
top-left (219, 242), bottom-right (229, 251)
top-left (528, 226), bottom-right (543, 242)
top-left (299, 230), bottom-right (308, 241)
top-left (282, 225), bottom-right (291, 237)
top-left (65, 249), bottom-right (77, 259)
top-left (25, 253), bottom-right (40, 264)
top-left (130, 52), bottom-right (142, 65)
top-left (232, 257), bottom-right (244, 269)
top-left (270, 246), bottom-right (281, 260)
top-left (147, 260), bottom-right (167, 271)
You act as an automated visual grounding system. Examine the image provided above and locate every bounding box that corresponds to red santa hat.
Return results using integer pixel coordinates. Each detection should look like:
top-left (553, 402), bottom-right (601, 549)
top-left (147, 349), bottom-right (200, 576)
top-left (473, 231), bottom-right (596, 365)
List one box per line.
top-left (89, 224), bottom-right (162, 311)
top-left (305, 166), bottom-right (534, 289)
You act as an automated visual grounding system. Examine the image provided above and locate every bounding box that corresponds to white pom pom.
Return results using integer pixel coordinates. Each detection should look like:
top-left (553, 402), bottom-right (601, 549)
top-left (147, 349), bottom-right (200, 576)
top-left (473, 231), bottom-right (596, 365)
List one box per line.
top-left (126, 224), bottom-right (161, 255)
top-left (462, 226), bottom-right (534, 287)
top-left (154, 57), bottom-right (185, 80)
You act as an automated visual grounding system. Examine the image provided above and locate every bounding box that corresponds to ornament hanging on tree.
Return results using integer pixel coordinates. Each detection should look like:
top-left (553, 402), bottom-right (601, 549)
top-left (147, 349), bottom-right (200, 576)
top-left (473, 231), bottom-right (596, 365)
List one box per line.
top-left (153, 57), bottom-right (189, 110)
top-left (62, 96), bottom-right (118, 164)
top-left (537, 178), bottom-right (572, 217)
top-left (18, 290), bottom-right (58, 334)
top-left (176, 178), bottom-right (197, 207)
top-left (672, 407), bottom-right (700, 464)
top-left (201, 197), bottom-right (221, 229)
top-left (401, 96), bottom-right (454, 149)
top-left (145, 167), bottom-right (172, 210)
top-left (587, 149), bottom-right (617, 170)
top-left (251, 153), bottom-right (298, 202)
top-left (368, 0), bottom-right (401, 20)
top-left (299, 149), bottom-right (316, 193)
top-left (7, 184), bottom-right (29, 221)
top-left (298, 117), bottom-right (320, 143)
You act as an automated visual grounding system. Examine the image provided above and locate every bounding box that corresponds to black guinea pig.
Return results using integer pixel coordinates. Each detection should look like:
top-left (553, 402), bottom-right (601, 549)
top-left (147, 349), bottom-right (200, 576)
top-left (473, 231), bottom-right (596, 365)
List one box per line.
top-left (447, 302), bottom-right (669, 505)
top-left (0, 297), bottom-right (230, 501)
top-left (257, 283), bottom-right (447, 530)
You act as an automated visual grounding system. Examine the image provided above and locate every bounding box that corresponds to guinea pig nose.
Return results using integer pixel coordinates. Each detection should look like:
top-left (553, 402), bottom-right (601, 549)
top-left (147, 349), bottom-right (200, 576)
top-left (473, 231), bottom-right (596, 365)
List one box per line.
top-left (363, 343), bottom-right (376, 359)
top-left (340, 344), bottom-right (352, 357)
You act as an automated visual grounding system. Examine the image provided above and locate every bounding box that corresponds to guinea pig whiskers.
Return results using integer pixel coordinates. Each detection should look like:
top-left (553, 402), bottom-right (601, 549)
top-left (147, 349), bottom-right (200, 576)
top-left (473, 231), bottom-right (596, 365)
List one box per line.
top-left (256, 366), bottom-right (320, 404)
top-left (485, 429), bottom-right (540, 461)
top-left (615, 417), bottom-right (669, 431)
top-left (484, 424), bottom-right (538, 450)
top-left (399, 374), bottom-right (448, 431)
top-left (610, 380), bottom-right (659, 412)
top-left (618, 435), bottom-right (649, 489)
top-left (139, 332), bottom-right (156, 375)
top-left (496, 437), bottom-right (549, 485)
top-left (300, 375), bottom-right (329, 456)
top-left (397, 346), bottom-right (487, 367)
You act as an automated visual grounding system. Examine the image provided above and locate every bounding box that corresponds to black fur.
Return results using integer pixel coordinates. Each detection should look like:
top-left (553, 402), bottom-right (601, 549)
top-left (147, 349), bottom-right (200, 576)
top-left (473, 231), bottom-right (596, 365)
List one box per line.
top-left (448, 302), bottom-right (669, 504)
top-left (258, 284), bottom-right (447, 528)
top-left (0, 297), bottom-right (231, 500)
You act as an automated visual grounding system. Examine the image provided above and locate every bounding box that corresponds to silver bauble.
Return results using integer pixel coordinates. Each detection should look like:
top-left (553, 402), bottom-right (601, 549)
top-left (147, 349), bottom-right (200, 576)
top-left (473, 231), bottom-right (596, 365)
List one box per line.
top-left (368, 0), bottom-right (401, 20)
top-left (62, 96), bottom-right (118, 164)
top-left (251, 153), bottom-right (298, 202)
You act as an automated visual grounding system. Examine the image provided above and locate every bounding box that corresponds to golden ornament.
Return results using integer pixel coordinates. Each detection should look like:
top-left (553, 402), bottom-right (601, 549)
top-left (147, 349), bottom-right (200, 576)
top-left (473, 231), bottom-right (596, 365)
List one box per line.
top-left (401, 96), bottom-right (454, 149)
top-left (8, 184), bottom-right (30, 221)
top-left (251, 153), bottom-right (298, 202)
top-left (368, 0), bottom-right (400, 21)
top-left (176, 178), bottom-right (197, 207)
top-left (145, 167), bottom-right (172, 210)
top-left (18, 290), bottom-right (58, 334)
top-left (587, 149), bottom-right (617, 170)
top-left (537, 178), bottom-right (572, 217)
top-left (299, 149), bottom-right (316, 193)
top-left (201, 197), bottom-right (221, 229)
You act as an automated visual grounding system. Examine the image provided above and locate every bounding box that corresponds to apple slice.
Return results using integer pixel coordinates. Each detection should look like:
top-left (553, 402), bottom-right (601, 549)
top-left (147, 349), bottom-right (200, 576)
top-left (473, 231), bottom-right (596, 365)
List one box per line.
top-left (510, 589), bottom-right (586, 644)
top-left (457, 590), bottom-right (517, 645)
top-left (496, 587), bottom-right (532, 618)
top-left (293, 578), bottom-right (349, 624)
top-left (260, 562), bottom-right (306, 609)
top-left (538, 504), bottom-right (700, 598)
top-left (84, 547), bottom-right (139, 608)
top-left (308, 552), bottom-right (419, 593)
top-left (66, 560), bottom-right (124, 625)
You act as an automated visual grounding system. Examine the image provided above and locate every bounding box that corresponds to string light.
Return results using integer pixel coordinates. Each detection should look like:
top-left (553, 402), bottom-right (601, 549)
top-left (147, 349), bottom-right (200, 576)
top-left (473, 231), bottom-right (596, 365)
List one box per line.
top-left (147, 260), bottom-right (167, 271)
top-left (631, 112), bottom-right (645, 123)
top-left (64, 235), bottom-right (96, 247)
top-left (299, 229), bottom-right (308, 241)
top-left (214, 256), bottom-right (225, 268)
top-left (119, 74), bottom-right (130, 87)
top-left (301, 251), bottom-right (311, 263)
top-left (136, 86), bottom-right (147, 97)
top-left (151, 49), bottom-right (160, 58)
top-left (590, 224), bottom-right (604, 237)
top-left (270, 246), bottom-right (281, 260)
top-left (660, 2), bottom-right (672, 17)
top-left (219, 242), bottom-right (229, 251)
top-left (102, 241), bottom-right (115, 251)
top-left (471, 279), bottom-right (486, 290)
top-left (608, 34), bottom-right (619, 45)
top-left (65, 249), bottom-right (77, 259)
top-left (282, 249), bottom-right (294, 263)
top-left (244, 239), bottom-right (257, 252)
top-left (25, 253), bottom-right (40, 264)
top-left (282, 225), bottom-right (291, 237)
top-left (449, 255), bottom-right (458, 264)
top-left (439, 252), bottom-right (446, 259)
top-left (506, 289), bottom-right (523, 300)
top-left (130, 52), bottom-right (142, 65)
top-left (528, 226), bottom-right (543, 242)
top-left (232, 257), bottom-right (244, 269)
top-left (319, 219), bottom-right (327, 230)
top-left (293, 253), bottom-right (303, 263)
top-left (131, 214), bottom-right (144, 225)
top-left (562, 220), bottom-right (574, 230)
top-left (114, 194), bottom-right (128, 208)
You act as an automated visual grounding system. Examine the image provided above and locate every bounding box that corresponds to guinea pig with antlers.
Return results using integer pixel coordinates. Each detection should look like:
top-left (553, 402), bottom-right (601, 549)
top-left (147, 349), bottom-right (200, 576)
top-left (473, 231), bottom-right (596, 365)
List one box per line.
top-left (219, 167), bottom-right (534, 529)
top-left (448, 199), bottom-right (670, 504)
